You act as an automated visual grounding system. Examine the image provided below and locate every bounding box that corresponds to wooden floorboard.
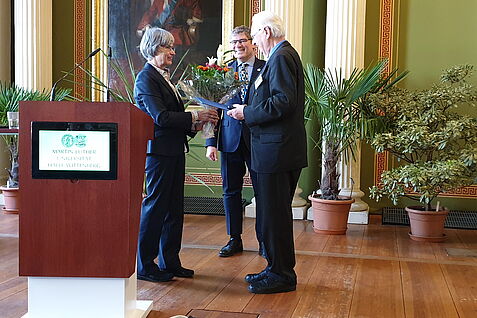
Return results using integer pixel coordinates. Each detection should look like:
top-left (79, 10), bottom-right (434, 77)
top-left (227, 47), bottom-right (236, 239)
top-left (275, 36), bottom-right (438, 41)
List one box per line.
top-left (294, 256), bottom-right (361, 318)
top-left (401, 261), bottom-right (459, 318)
top-left (396, 226), bottom-right (436, 260)
top-left (349, 259), bottom-right (404, 318)
top-left (243, 254), bottom-right (318, 318)
top-left (205, 255), bottom-right (265, 313)
top-left (188, 309), bottom-right (259, 318)
top-left (441, 263), bottom-right (477, 318)
top-left (322, 223), bottom-right (365, 255)
top-left (1, 213), bottom-right (477, 318)
top-left (361, 222), bottom-right (399, 258)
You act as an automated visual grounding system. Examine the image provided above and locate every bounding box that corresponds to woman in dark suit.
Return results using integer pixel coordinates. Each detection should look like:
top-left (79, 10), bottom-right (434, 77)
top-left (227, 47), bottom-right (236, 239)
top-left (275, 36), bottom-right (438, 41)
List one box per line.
top-left (134, 27), bottom-right (218, 282)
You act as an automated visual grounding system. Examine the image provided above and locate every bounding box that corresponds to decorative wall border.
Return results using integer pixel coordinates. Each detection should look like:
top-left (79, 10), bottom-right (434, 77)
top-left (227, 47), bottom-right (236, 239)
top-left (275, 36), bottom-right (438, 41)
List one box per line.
top-left (185, 173), bottom-right (253, 187)
top-left (91, 0), bottom-right (108, 101)
top-left (250, 0), bottom-right (262, 25)
top-left (378, 0), bottom-right (394, 75)
top-left (375, 0), bottom-right (477, 198)
top-left (374, 0), bottom-right (394, 187)
top-left (74, 0), bottom-right (86, 99)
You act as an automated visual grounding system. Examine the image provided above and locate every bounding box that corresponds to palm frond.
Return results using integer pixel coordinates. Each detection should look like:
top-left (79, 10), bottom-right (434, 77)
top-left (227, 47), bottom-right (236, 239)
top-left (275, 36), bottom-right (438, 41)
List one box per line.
top-left (304, 59), bottom-right (407, 199)
top-left (0, 82), bottom-right (71, 125)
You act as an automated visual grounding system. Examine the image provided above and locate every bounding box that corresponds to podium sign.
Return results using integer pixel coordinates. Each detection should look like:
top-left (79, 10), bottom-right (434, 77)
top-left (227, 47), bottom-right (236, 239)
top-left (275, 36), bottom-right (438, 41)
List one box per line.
top-left (18, 101), bottom-right (154, 318)
top-left (31, 121), bottom-right (118, 179)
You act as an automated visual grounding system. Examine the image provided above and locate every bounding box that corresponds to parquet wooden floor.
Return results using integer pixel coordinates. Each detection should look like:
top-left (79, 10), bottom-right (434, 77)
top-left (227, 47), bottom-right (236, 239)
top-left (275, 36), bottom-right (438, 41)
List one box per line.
top-left (1, 212), bottom-right (476, 317)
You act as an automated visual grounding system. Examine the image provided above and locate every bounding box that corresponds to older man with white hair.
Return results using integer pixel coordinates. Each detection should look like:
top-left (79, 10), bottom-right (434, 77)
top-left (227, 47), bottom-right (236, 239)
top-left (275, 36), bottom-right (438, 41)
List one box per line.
top-left (228, 11), bottom-right (307, 294)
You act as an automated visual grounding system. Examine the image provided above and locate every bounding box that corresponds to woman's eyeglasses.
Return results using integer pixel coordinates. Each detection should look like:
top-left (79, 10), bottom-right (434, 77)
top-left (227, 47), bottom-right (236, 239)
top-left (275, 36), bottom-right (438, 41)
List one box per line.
top-left (161, 45), bottom-right (175, 51)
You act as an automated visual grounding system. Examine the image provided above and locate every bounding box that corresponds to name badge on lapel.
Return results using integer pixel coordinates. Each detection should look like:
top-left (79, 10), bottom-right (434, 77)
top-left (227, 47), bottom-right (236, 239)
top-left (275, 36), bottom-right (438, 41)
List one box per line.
top-left (254, 75), bottom-right (263, 89)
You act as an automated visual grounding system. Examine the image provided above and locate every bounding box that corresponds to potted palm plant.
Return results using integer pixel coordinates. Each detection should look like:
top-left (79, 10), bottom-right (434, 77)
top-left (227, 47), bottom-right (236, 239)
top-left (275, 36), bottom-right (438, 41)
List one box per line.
top-left (0, 82), bottom-right (70, 213)
top-left (368, 64), bottom-right (477, 242)
top-left (304, 60), bottom-right (406, 234)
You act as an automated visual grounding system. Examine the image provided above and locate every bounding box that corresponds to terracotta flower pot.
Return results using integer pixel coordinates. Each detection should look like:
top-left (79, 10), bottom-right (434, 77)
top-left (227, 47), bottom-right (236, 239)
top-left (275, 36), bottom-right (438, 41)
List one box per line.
top-left (0, 186), bottom-right (20, 214)
top-left (308, 195), bottom-right (354, 235)
top-left (406, 206), bottom-right (448, 242)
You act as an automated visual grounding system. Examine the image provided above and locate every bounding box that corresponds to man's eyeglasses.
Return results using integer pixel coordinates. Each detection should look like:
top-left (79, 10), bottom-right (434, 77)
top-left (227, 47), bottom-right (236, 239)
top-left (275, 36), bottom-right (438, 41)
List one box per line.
top-left (251, 28), bottom-right (264, 39)
top-left (230, 39), bottom-right (252, 45)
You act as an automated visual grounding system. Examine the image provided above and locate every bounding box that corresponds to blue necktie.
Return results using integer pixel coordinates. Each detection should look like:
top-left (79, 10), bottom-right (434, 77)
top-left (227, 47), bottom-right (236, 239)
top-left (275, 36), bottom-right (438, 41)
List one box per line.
top-left (239, 63), bottom-right (248, 103)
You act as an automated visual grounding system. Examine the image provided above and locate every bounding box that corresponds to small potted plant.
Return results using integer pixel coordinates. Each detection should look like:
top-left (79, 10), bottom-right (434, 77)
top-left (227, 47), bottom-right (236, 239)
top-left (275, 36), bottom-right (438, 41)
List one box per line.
top-left (304, 60), bottom-right (405, 234)
top-left (0, 82), bottom-right (70, 213)
top-left (368, 64), bottom-right (477, 242)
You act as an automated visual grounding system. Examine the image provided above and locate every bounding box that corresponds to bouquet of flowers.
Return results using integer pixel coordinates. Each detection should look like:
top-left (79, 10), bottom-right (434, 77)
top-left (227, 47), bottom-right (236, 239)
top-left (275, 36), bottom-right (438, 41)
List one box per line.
top-left (179, 45), bottom-right (245, 138)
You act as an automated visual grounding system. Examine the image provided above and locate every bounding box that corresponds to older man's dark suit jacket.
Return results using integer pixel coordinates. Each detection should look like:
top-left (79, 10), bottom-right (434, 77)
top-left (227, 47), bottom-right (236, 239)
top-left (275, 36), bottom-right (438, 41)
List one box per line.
top-left (134, 62), bottom-right (195, 275)
top-left (244, 41), bottom-right (307, 173)
top-left (243, 41), bottom-right (307, 282)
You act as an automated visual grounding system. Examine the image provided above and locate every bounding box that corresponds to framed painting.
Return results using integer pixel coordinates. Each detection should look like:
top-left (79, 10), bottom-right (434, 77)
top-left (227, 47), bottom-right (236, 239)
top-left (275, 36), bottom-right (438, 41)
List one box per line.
top-left (89, 0), bottom-right (234, 98)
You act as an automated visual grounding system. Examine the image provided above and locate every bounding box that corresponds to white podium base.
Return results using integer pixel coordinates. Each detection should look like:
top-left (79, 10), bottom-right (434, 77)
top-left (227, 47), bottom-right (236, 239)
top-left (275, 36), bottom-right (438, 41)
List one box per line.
top-left (306, 207), bottom-right (369, 224)
top-left (245, 203), bottom-right (308, 220)
top-left (22, 272), bottom-right (152, 318)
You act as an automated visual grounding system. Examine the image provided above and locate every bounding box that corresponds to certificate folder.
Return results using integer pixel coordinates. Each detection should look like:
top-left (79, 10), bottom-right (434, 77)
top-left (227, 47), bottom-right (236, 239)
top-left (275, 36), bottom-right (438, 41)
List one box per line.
top-left (194, 97), bottom-right (235, 110)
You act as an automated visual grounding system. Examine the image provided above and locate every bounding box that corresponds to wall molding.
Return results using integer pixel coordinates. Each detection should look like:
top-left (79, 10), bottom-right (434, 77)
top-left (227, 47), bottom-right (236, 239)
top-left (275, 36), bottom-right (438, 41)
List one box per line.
top-left (185, 173), bottom-right (252, 187)
top-left (74, 0), bottom-right (86, 98)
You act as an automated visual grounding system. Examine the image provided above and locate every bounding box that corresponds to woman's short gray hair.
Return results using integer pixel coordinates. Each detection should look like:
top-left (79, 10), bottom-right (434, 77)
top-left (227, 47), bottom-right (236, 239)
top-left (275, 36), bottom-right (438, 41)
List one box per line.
top-left (252, 11), bottom-right (285, 38)
top-left (139, 27), bottom-right (175, 61)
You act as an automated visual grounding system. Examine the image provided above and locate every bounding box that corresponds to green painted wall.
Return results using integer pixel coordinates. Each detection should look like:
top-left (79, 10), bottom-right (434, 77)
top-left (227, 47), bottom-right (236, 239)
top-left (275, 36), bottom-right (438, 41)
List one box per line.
top-left (364, 0), bottom-right (380, 67)
top-left (362, 0), bottom-right (477, 212)
top-left (361, 0), bottom-right (384, 212)
top-left (299, 0), bottom-right (327, 198)
top-left (398, 0), bottom-right (477, 89)
top-left (52, 0), bottom-right (74, 91)
top-left (233, 0), bottom-right (250, 26)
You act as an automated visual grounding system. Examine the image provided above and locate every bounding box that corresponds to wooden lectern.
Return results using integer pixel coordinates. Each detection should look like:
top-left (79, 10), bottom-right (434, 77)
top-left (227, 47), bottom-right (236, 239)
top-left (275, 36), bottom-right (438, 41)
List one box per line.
top-left (18, 101), bottom-right (153, 318)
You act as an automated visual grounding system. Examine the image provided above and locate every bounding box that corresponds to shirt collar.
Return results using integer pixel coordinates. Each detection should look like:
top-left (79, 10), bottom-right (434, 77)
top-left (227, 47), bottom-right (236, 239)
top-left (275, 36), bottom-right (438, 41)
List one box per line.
top-left (148, 62), bottom-right (169, 79)
top-left (268, 40), bottom-right (286, 59)
top-left (237, 56), bottom-right (255, 67)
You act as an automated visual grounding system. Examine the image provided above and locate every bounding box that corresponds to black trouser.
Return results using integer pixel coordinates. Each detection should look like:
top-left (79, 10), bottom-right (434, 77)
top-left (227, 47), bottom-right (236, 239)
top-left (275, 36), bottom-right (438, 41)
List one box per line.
top-left (255, 168), bottom-right (301, 283)
top-left (137, 153), bottom-right (185, 275)
top-left (221, 137), bottom-right (261, 242)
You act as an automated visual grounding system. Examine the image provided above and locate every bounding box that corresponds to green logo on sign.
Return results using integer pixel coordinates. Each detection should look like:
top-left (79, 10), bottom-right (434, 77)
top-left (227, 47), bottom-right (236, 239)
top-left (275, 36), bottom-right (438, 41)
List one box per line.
top-left (61, 134), bottom-right (74, 147)
top-left (61, 134), bottom-right (87, 148)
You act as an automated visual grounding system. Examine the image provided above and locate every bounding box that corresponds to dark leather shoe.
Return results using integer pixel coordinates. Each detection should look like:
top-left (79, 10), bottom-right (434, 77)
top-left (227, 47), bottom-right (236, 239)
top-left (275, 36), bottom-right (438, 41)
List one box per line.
top-left (258, 242), bottom-right (267, 259)
top-left (137, 270), bottom-right (174, 282)
top-left (248, 276), bottom-right (296, 294)
top-left (244, 270), bottom-right (268, 283)
top-left (169, 266), bottom-right (194, 278)
top-left (218, 238), bottom-right (243, 257)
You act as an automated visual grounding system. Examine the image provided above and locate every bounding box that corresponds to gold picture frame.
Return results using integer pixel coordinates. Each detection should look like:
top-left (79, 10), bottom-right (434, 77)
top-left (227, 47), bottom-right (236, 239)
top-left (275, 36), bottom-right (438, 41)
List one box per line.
top-left (81, 0), bottom-right (235, 102)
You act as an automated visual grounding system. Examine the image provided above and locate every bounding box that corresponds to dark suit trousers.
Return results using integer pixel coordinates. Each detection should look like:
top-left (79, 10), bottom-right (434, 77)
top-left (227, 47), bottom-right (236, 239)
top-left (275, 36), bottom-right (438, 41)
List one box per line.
top-left (255, 168), bottom-right (301, 283)
top-left (221, 137), bottom-right (261, 242)
top-left (137, 153), bottom-right (185, 275)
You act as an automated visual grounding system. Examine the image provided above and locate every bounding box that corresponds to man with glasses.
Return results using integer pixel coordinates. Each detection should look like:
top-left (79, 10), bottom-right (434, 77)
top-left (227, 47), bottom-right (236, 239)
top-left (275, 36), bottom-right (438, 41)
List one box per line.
top-left (227, 12), bottom-right (307, 294)
top-left (205, 26), bottom-right (266, 258)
